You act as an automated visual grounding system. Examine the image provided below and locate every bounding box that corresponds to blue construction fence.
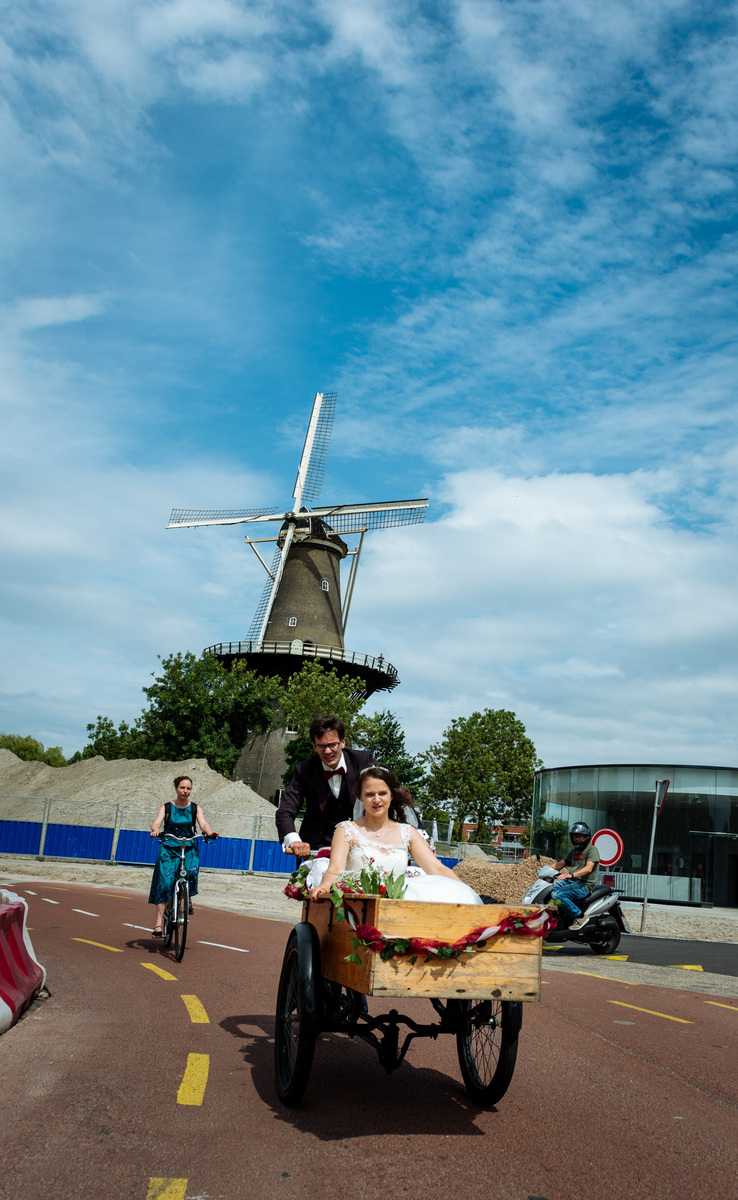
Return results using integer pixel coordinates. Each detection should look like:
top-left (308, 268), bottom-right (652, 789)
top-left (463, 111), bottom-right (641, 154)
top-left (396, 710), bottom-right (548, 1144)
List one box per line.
top-left (0, 820), bottom-right (459, 874)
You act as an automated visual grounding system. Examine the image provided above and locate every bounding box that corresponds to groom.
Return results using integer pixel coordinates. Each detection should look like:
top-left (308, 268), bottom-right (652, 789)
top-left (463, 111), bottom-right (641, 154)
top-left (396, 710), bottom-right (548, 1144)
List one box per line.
top-left (276, 715), bottom-right (374, 857)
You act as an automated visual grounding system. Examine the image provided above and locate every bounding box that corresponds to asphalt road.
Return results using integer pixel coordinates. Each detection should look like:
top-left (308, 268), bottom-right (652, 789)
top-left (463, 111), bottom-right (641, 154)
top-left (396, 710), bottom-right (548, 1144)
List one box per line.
top-left (2, 880), bottom-right (737, 1200)
top-left (544, 934), bottom-right (738, 977)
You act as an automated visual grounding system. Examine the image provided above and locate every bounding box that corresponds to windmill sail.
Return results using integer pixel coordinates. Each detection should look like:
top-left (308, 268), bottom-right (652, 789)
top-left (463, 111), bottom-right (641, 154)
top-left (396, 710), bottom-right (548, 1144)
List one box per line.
top-left (308, 500), bottom-right (428, 533)
top-left (167, 506), bottom-right (278, 529)
top-left (295, 392), bottom-right (336, 506)
top-left (246, 546), bottom-right (283, 640)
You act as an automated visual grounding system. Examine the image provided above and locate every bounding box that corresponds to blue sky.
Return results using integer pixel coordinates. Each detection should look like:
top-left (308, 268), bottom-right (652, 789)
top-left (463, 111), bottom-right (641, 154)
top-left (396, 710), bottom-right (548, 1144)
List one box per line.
top-left (2, 0), bottom-right (737, 767)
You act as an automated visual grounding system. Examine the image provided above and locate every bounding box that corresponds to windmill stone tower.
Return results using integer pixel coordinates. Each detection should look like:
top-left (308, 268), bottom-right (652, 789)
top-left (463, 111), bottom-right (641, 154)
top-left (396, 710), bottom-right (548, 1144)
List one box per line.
top-left (168, 392), bottom-right (428, 796)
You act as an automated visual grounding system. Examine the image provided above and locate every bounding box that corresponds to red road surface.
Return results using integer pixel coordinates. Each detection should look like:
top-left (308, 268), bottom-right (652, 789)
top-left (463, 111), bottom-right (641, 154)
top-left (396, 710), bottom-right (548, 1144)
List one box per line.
top-left (1, 880), bottom-right (736, 1200)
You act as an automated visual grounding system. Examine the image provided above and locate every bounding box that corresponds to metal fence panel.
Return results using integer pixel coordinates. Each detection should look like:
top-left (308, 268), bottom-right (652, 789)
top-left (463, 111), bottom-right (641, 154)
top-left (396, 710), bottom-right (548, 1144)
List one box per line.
top-left (252, 840), bottom-right (292, 874)
top-left (612, 872), bottom-right (701, 903)
top-left (200, 837), bottom-right (252, 871)
top-left (115, 830), bottom-right (160, 865)
top-left (0, 821), bottom-right (42, 856)
top-left (44, 824), bottom-right (114, 860)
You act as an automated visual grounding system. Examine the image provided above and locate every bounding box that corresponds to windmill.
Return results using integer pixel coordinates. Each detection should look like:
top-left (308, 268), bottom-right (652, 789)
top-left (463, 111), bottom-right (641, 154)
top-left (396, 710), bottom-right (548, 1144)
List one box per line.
top-left (168, 392), bottom-right (428, 701)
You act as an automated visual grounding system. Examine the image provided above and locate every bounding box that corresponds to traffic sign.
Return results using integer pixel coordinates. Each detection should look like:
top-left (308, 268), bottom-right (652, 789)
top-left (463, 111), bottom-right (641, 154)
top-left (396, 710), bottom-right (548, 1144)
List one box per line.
top-left (592, 828), bottom-right (624, 867)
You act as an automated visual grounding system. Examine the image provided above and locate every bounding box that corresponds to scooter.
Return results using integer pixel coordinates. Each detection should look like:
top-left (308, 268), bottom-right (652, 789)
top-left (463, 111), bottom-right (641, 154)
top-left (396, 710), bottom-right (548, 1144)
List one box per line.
top-left (522, 864), bottom-right (631, 955)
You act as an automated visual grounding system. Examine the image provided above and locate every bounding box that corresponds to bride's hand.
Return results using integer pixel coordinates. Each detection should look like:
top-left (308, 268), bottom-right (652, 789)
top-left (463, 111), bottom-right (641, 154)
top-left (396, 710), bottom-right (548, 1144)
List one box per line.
top-left (308, 882), bottom-right (331, 899)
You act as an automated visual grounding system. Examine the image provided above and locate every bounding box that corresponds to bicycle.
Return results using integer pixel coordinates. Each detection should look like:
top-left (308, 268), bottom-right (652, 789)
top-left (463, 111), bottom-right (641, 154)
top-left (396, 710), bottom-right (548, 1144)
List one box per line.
top-left (158, 833), bottom-right (213, 962)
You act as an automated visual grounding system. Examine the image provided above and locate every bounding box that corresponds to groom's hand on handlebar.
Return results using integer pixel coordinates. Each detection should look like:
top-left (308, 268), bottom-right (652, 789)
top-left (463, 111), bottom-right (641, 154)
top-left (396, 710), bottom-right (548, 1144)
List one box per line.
top-left (287, 840), bottom-right (312, 859)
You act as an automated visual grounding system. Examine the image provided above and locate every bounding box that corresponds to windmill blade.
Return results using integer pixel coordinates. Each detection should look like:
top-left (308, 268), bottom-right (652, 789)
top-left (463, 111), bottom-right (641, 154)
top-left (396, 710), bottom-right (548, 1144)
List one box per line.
top-left (255, 523), bottom-right (296, 643)
top-left (293, 392), bottom-right (336, 509)
top-left (307, 498), bottom-right (429, 534)
top-left (167, 506), bottom-right (283, 529)
top-left (246, 546), bottom-right (284, 639)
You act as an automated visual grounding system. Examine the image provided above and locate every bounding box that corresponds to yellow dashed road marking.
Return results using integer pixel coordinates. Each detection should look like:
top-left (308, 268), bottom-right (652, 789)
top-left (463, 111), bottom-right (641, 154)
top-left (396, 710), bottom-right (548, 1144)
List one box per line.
top-left (574, 971), bottom-right (639, 985)
top-left (146, 1179), bottom-right (187, 1200)
top-left (100, 893), bottom-right (127, 897)
top-left (609, 1000), bottom-right (692, 1024)
top-left (705, 1001), bottom-right (738, 1011)
top-left (71, 938), bottom-right (123, 953)
top-left (141, 963), bottom-right (178, 981)
top-left (603, 954), bottom-right (629, 960)
top-left (181, 995), bottom-right (209, 1023)
top-left (669, 964), bottom-right (703, 971)
top-left (177, 1053), bottom-right (209, 1105)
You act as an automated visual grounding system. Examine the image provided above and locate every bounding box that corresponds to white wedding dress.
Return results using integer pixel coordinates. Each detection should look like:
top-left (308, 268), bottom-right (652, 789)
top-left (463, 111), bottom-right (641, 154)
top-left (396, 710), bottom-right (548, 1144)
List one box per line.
top-left (306, 820), bottom-right (482, 906)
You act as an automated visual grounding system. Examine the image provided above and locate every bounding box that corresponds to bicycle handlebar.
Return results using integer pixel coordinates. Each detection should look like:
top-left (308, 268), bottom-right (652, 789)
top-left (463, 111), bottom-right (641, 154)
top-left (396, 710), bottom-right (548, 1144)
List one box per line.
top-left (158, 833), bottom-right (216, 845)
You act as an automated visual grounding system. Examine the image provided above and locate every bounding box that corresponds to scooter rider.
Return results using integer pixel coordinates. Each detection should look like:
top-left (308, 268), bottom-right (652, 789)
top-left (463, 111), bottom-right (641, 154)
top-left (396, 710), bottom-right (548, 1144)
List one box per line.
top-left (551, 822), bottom-right (600, 931)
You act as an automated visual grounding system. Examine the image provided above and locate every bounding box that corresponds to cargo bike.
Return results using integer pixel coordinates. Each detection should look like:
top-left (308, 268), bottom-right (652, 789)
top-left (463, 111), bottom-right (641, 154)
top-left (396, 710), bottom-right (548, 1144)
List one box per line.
top-left (274, 891), bottom-right (549, 1107)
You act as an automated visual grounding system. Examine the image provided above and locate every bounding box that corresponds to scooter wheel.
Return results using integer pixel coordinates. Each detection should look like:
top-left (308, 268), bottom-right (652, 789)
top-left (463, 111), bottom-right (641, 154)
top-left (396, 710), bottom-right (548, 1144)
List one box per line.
top-left (590, 930), bottom-right (621, 955)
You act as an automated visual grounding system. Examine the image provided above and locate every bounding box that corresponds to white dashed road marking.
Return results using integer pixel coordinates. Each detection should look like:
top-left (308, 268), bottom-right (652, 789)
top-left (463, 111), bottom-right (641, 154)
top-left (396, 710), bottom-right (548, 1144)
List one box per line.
top-left (196, 940), bottom-right (249, 953)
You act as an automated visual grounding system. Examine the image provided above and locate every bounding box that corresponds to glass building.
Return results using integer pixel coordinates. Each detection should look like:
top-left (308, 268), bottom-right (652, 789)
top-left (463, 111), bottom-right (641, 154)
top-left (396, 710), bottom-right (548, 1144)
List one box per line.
top-left (531, 764), bottom-right (738, 908)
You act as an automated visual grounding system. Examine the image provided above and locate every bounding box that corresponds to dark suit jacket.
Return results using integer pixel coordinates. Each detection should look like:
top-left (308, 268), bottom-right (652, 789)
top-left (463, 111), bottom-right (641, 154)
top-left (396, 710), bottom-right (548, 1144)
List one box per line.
top-left (276, 748), bottom-right (375, 850)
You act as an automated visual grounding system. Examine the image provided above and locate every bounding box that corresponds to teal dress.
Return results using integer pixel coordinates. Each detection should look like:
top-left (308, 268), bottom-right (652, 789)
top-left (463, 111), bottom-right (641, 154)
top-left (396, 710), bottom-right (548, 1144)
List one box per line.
top-left (148, 803), bottom-right (200, 905)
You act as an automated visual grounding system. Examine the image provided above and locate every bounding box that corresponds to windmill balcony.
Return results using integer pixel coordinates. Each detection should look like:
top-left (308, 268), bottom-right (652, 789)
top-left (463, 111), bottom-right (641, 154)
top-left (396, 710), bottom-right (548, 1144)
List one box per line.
top-left (204, 638), bottom-right (399, 696)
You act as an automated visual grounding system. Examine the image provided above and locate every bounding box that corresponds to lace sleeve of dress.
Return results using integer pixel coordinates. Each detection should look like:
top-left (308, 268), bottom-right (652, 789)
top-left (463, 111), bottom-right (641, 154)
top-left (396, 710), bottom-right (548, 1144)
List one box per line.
top-left (400, 823), bottom-right (413, 851)
top-left (336, 819), bottom-right (356, 846)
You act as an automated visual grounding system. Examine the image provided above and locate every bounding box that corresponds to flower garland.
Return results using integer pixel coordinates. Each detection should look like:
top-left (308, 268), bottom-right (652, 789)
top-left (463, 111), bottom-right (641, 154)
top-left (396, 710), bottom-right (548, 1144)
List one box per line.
top-left (344, 907), bottom-right (558, 965)
top-left (283, 859), bottom-right (558, 965)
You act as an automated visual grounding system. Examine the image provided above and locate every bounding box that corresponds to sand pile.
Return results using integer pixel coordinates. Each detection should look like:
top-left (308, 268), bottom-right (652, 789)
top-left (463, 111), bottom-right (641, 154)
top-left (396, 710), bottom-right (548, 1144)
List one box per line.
top-left (453, 855), bottom-right (557, 903)
top-left (0, 750), bottom-right (279, 839)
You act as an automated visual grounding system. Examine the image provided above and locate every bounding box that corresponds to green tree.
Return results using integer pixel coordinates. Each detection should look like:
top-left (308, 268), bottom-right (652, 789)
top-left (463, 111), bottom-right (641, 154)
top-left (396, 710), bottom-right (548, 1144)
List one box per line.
top-left (82, 653), bottom-right (283, 776)
top-left (422, 709), bottom-right (541, 835)
top-left (78, 717), bottom-right (145, 761)
top-left (0, 733), bottom-right (66, 768)
top-left (279, 660), bottom-right (368, 786)
top-left (352, 710), bottom-right (426, 796)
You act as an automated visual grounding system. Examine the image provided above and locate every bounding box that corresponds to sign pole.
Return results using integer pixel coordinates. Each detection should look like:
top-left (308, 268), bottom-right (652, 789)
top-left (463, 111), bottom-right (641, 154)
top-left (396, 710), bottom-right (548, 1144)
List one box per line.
top-left (640, 779), bottom-right (670, 933)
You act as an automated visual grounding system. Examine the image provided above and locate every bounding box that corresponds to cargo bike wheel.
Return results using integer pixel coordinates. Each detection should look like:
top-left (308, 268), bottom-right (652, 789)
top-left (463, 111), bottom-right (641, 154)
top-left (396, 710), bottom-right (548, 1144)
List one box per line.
top-left (449, 998), bottom-right (522, 1105)
top-left (274, 923), bottom-right (322, 1106)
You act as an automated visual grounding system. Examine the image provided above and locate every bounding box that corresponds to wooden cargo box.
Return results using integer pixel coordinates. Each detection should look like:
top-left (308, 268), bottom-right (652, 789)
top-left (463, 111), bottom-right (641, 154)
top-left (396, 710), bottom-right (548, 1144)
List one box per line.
top-left (303, 896), bottom-right (543, 1002)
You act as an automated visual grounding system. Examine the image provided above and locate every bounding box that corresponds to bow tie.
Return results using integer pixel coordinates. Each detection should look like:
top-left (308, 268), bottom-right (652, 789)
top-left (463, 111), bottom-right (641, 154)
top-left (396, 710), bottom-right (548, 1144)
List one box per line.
top-left (325, 767), bottom-right (346, 780)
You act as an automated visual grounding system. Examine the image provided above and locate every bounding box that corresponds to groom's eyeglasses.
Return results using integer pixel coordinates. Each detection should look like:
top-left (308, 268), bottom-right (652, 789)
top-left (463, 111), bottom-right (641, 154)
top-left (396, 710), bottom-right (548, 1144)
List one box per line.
top-left (314, 741), bottom-right (342, 753)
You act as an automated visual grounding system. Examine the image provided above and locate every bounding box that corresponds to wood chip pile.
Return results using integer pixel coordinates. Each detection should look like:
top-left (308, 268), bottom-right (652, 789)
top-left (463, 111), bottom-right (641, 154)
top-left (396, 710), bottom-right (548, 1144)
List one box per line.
top-left (452, 855), bottom-right (557, 904)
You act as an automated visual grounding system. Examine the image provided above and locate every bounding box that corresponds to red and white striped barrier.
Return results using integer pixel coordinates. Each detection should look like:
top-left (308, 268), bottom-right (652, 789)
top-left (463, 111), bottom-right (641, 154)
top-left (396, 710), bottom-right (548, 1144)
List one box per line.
top-left (0, 888), bottom-right (47, 1034)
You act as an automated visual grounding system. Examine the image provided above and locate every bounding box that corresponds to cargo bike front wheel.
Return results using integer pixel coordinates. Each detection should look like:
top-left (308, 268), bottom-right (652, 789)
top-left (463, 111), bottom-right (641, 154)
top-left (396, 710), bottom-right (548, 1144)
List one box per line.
top-left (274, 923), bottom-right (323, 1107)
top-left (449, 998), bottom-right (522, 1106)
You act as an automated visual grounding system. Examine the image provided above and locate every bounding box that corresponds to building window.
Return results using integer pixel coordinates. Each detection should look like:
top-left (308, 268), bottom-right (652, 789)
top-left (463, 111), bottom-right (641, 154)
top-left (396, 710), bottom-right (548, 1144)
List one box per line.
top-left (288, 616), bottom-right (297, 627)
top-left (321, 580), bottom-right (330, 592)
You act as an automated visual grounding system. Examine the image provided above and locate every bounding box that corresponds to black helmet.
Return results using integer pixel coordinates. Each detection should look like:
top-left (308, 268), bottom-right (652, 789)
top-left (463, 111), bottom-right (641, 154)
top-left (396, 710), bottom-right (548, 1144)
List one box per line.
top-left (569, 821), bottom-right (592, 847)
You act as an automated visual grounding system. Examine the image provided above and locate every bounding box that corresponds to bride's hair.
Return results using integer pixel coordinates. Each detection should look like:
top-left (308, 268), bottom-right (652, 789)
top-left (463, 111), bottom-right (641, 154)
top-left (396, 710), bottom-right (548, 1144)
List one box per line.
top-left (355, 765), bottom-right (412, 823)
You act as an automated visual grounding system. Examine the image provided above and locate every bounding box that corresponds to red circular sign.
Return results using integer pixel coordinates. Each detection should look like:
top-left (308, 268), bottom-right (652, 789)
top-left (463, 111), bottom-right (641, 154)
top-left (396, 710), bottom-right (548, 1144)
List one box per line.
top-left (591, 828), bottom-right (624, 867)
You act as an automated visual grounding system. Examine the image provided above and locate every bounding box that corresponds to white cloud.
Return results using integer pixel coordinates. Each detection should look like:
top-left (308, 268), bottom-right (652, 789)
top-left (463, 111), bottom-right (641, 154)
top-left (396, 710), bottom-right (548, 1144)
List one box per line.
top-left (5, 294), bottom-right (106, 331)
top-left (351, 467), bottom-right (738, 766)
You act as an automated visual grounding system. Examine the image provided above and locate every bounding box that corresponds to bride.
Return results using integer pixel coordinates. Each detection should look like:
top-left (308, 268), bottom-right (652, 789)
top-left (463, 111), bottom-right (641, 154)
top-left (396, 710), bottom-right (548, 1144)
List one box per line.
top-left (308, 765), bottom-right (482, 906)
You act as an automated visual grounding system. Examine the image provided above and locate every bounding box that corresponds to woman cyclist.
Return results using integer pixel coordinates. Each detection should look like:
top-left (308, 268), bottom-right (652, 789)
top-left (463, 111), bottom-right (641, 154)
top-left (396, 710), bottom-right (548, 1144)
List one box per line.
top-left (149, 775), bottom-right (218, 937)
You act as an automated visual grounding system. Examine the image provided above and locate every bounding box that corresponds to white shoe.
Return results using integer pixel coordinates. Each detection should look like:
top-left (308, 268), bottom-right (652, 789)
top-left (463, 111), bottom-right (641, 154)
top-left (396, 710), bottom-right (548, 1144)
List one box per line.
top-left (569, 915), bottom-right (589, 931)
